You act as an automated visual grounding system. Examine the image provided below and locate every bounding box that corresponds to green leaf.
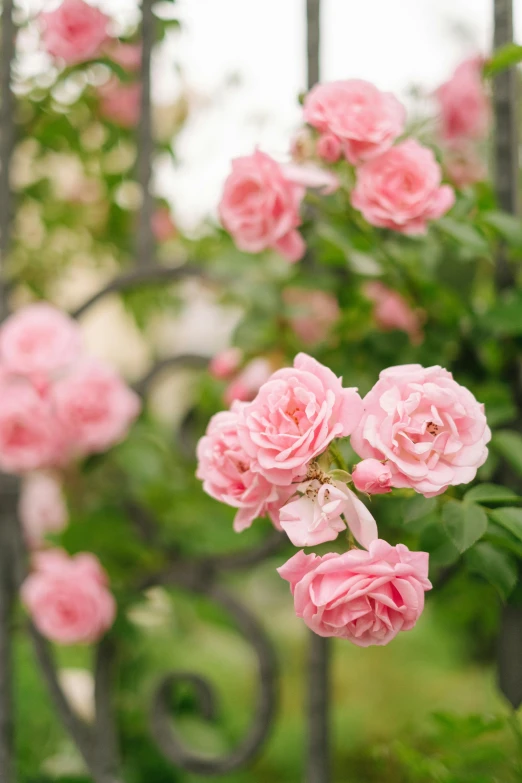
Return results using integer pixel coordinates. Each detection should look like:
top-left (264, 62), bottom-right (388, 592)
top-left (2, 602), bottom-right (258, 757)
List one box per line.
top-left (438, 218), bottom-right (489, 255)
top-left (492, 430), bottom-right (522, 474)
top-left (482, 211), bottom-right (522, 249)
top-left (484, 43), bottom-right (522, 77)
top-left (490, 507), bottom-right (522, 542)
top-left (442, 500), bottom-right (488, 553)
top-left (402, 495), bottom-right (438, 524)
top-left (418, 522), bottom-right (460, 567)
top-left (464, 484), bottom-right (519, 505)
top-left (465, 542), bottom-right (517, 599)
top-left (482, 294), bottom-right (522, 336)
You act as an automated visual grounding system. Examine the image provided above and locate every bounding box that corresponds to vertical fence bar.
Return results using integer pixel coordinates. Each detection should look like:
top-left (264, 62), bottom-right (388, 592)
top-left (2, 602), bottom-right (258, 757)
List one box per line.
top-left (0, 0), bottom-right (17, 779)
top-left (136, 0), bottom-right (155, 267)
top-left (305, 2), bottom-right (330, 782)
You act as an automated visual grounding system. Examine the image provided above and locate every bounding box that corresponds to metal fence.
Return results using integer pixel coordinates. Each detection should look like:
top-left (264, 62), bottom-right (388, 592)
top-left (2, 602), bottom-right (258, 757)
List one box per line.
top-left (0, 1), bottom-right (519, 782)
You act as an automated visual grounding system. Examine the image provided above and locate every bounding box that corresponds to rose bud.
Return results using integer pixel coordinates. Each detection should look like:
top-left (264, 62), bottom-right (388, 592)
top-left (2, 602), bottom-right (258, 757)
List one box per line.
top-left (352, 458), bottom-right (392, 495)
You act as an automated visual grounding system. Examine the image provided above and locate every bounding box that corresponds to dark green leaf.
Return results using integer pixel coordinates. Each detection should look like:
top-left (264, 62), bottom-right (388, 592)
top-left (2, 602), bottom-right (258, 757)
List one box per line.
top-left (484, 43), bottom-right (522, 77)
top-left (438, 218), bottom-right (489, 255)
top-left (442, 500), bottom-right (488, 553)
top-left (482, 294), bottom-right (522, 336)
top-left (465, 542), bottom-right (517, 599)
top-left (490, 507), bottom-right (522, 542)
top-left (492, 430), bottom-right (522, 474)
top-left (464, 484), bottom-right (518, 505)
top-left (482, 211), bottom-right (522, 249)
top-left (402, 495), bottom-right (438, 524)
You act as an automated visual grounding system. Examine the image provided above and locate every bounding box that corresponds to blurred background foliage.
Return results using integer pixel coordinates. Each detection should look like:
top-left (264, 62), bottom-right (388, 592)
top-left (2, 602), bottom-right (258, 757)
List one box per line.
top-left (5, 0), bottom-right (522, 780)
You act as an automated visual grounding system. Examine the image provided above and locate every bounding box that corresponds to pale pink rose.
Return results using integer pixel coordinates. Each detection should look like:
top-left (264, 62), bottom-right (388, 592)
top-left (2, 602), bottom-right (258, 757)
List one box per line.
top-left (196, 405), bottom-right (293, 532)
top-left (436, 57), bottom-right (489, 142)
top-left (18, 472), bottom-right (68, 548)
top-left (98, 79), bottom-right (141, 128)
top-left (351, 364), bottom-right (491, 497)
top-left (277, 540), bottom-right (431, 646)
top-left (237, 353), bottom-right (363, 485)
top-left (104, 41), bottom-right (142, 72)
top-left (0, 377), bottom-right (61, 473)
top-left (223, 358), bottom-right (273, 406)
top-left (352, 140), bottom-right (455, 235)
top-left (152, 207), bottom-right (177, 243)
top-left (364, 282), bottom-right (424, 345)
top-left (53, 360), bottom-right (140, 455)
top-left (40, 0), bottom-right (110, 65)
top-left (218, 150), bottom-right (306, 263)
top-left (352, 459), bottom-right (392, 495)
top-left (316, 133), bottom-right (342, 163)
top-left (279, 479), bottom-right (377, 548)
top-left (0, 303), bottom-right (83, 377)
top-left (209, 348), bottom-right (243, 380)
top-left (304, 80), bottom-right (406, 164)
top-left (283, 288), bottom-right (339, 345)
top-left (443, 142), bottom-right (487, 188)
top-left (21, 549), bottom-right (116, 645)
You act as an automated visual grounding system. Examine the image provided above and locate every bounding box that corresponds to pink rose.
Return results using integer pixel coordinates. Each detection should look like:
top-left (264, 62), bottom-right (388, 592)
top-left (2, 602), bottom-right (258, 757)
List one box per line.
top-left (351, 364), bottom-right (491, 497)
top-left (21, 549), bottom-right (116, 645)
top-left (196, 405), bottom-right (292, 532)
top-left (364, 282), bottom-right (424, 345)
top-left (209, 348), bottom-right (243, 380)
top-left (40, 0), bottom-right (110, 65)
top-left (223, 357), bottom-right (273, 406)
top-left (152, 207), bottom-right (177, 243)
top-left (436, 57), bottom-right (489, 142)
top-left (304, 80), bottom-right (406, 164)
top-left (443, 142), bottom-right (486, 188)
top-left (316, 133), bottom-right (342, 163)
top-left (0, 377), bottom-right (61, 473)
top-left (279, 479), bottom-right (377, 548)
top-left (18, 472), bottom-right (68, 548)
top-left (98, 79), bottom-right (141, 128)
top-left (352, 459), bottom-right (392, 495)
top-left (0, 303), bottom-right (82, 377)
top-left (104, 41), bottom-right (142, 72)
top-left (53, 360), bottom-right (140, 455)
top-left (218, 150), bottom-right (306, 263)
top-left (352, 140), bottom-right (455, 235)
top-left (283, 287), bottom-right (339, 345)
top-left (237, 353), bottom-right (363, 485)
top-left (277, 540), bottom-right (431, 646)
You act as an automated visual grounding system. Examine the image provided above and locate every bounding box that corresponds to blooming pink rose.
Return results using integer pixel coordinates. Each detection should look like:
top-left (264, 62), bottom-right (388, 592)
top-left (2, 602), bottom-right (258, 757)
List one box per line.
top-left (53, 360), bottom-right (140, 455)
top-left (223, 357), bottom-right (273, 406)
top-left (352, 140), bottom-right (455, 235)
top-left (316, 133), bottom-right (342, 163)
top-left (209, 347), bottom-right (244, 380)
top-left (0, 377), bottom-right (61, 473)
top-left (19, 472), bottom-right (68, 548)
top-left (283, 288), bottom-right (339, 345)
top-left (98, 79), bottom-right (141, 128)
top-left (364, 282), bottom-right (424, 345)
top-left (237, 353), bottom-right (363, 485)
top-left (196, 405), bottom-right (292, 532)
top-left (436, 57), bottom-right (489, 142)
top-left (278, 540), bottom-right (431, 646)
top-left (352, 459), bottom-right (392, 495)
top-left (443, 142), bottom-right (486, 188)
top-left (218, 150), bottom-right (306, 263)
top-left (304, 80), bottom-right (406, 165)
top-left (21, 549), bottom-right (116, 645)
top-left (104, 41), bottom-right (142, 72)
top-left (0, 303), bottom-right (82, 377)
top-left (351, 364), bottom-right (491, 497)
top-left (152, 207), bottom-right (177, 243)
top-left (279, 479), bottom-right (377, 548)
top-left (40, 0), bottom-right (110, 65)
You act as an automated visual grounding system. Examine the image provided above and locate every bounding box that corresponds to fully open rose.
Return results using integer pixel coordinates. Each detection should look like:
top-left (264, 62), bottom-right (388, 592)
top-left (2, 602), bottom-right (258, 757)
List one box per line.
top-left (278, 540), bottom-right (431, 646)
top-left (436, 57), bottom-right (489, 142)
top-left (350, 364), bottom-right (491, 497)
top-left (41, 0), bottom-right (110, 65)
top-left (237, 353), bottom-right (363, 485)
top-left (21, 550), bottom-right (116, 645)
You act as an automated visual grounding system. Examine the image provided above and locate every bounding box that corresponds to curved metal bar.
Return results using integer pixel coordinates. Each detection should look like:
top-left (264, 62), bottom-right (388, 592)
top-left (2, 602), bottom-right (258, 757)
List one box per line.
top-left (134, 354), bottom-right (210, 396)
top-left (136, 0), bottom-right (155, 269)
top-left (149, 582), bottom-right (278, 775)
top-left (72, 264), bottom-right (205, 319)
top-left (93, 637), bottom-right (123, 783)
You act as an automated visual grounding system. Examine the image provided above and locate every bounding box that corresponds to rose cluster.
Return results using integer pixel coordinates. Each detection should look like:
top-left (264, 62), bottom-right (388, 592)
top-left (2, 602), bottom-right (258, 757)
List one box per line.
top-left (197, 354), bottom-right (490, 647)
top-left (5, 303), bottom-right (140, 646)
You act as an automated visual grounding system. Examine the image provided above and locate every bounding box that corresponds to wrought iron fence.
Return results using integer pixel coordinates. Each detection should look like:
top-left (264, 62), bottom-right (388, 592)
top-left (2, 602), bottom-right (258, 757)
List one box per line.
top-left (0, 1), bottom-right (519, 782)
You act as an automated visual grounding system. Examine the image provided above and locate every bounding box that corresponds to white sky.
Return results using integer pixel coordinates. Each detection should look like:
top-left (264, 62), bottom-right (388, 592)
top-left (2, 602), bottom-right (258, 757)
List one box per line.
top-left (16, 0), bottom-right (522, 228)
